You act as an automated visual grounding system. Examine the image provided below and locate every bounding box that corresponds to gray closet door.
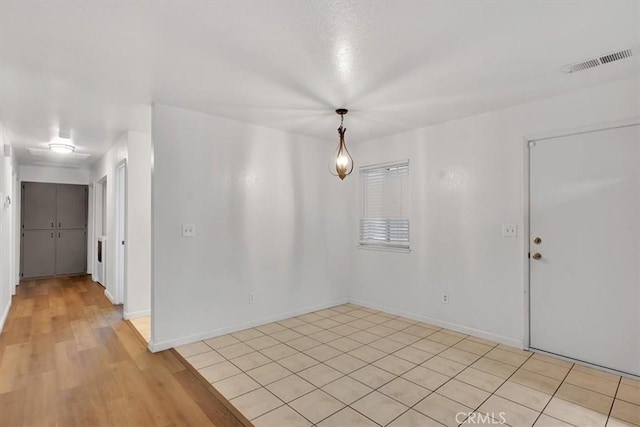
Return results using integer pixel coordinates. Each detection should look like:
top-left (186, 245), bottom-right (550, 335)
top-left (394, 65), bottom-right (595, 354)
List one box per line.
top-left (56, 184), bottom-right (88, 229)
top-left (55, 230), bottom-right (87, 275)
top-left (22, 182), bottom-right (57, 230)
top-left (22, 230), bottom-right (56, 278)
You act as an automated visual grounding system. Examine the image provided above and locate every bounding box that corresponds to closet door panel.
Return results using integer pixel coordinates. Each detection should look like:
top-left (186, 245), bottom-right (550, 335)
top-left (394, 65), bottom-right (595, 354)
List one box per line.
top-left (22, 230), bottom-right (56, 278)
top-left (56, 184), bottom-right (88, 229)
top-left (22, 182), bottom-right (57, 229)
top-left (55, 230), bottom-right (87, 275)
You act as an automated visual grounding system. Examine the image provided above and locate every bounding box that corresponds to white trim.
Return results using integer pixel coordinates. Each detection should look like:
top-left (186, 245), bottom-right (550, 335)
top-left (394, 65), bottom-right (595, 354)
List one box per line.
top-left (522, 136), bottom-right (531, 350)
top-left (86, 183), bottom-right (93, 276)
top-left (148, 298), bottom-right (349, 352)
top-left (359, 158), bottom-right (410, 172)
top-left (525, 116), bottom-right (640, 143)
top-left (0, 299), bottom-right (11, 333)
top-left (93, 175), bottom-right (107, 286)
top-left (114, 160), bottom-right (127, 309)
top-left (349, 298), bottom-right (523, 349)
top-left (104, 289), bottom-right (117, 305)
top-left (150, 104), bottom-right (156, 347)
top-left (13, 172), bottom-right (20, 292)
top-left (124, 309), bottom-right (150, 320)
top-left (357, 245), bottom-right (411, 253)
top-left (523, 118), bottom-right (640, 351)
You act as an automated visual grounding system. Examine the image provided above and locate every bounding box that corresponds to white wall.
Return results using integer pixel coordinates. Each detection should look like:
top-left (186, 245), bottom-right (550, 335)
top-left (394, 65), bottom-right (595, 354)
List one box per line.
top-left (349, 76), bottom-right (640, 347)
top-left (19, 164), bottom-right (90, 185)
top-left (125, 131), bottom-right (152, 318)
top-left (0, 126), bottom-right (17, 332)
top-left (151, 104), bottom-right (352, 350)
top-left (90, 131), bottom-right (152, 319)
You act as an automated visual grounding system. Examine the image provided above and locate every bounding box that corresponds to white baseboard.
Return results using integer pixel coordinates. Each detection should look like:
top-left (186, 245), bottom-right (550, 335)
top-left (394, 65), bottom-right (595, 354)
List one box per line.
top-left (104, 289), bottom-right (117, 305)
top-left (149, 297), bottom-right (349, 353)
top-left (0, 298), bottom-right (12, 333)
top-left (124, 309), bottom-right (151, 320)
top-left (348, 297), bottom-right (524, 349)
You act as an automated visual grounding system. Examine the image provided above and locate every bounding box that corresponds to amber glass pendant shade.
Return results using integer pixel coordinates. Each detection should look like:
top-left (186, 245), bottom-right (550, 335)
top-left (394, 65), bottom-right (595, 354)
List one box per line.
top-left (329, 109), bottom-right (354, 180)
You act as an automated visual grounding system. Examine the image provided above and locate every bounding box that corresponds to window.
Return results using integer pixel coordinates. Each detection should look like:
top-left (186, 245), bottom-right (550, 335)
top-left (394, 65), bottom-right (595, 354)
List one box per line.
top-left (359, 160), bottom-right (410, 250)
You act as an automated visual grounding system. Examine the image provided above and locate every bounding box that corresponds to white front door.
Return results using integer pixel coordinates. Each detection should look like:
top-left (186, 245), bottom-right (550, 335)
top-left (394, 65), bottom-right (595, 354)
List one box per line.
top-left (529, 124), bottom-right (640, 376)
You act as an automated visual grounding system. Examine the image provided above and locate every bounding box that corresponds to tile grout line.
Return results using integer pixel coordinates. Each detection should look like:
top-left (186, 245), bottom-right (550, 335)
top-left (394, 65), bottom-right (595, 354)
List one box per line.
top-left (340, 324), bottom-right (491, 426)
top-left (605, 376), bottom-right (622, 426)
top-left (529, 362), bottom-right (577, 427)
top-left (198, 307), bottom-right (509, 425)
top-left (230, 307), bottom-right (372, 424)
top-left (180, 304), bottom-right (630, 427)
top-left (250, 307), bottom-right (441, 425)
top-left (216, 307), bottom-right (357, 424)
top-left (307, 317), bottom-right (454, 426)
top-left (416, 340), bottom-right (511, 427)
top-left (298, 306), bottom-right (421, 426)
top-left (205, 305), bottom-right (406, 424)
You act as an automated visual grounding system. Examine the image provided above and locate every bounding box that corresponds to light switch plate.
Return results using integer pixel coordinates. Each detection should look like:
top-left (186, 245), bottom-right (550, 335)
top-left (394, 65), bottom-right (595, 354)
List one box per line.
top-left (502, 224), bottom-right (518, 238)
top-left (182, 224), bottom-right (195, 237)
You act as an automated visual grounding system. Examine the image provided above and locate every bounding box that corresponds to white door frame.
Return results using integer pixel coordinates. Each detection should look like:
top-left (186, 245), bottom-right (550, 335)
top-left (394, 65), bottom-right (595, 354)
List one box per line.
top-left (93, 176), bottom-right (107, 284)
top-left (12, 171), bottom-right (18, 294)
top-left (86, 183), bottom-right (93, 277)
top-left (10, 169), bottom-right (16, 295)
top-left (522, 117), bottom-right (640, 356)
top-left (115, 160), bottom-right (127, 309)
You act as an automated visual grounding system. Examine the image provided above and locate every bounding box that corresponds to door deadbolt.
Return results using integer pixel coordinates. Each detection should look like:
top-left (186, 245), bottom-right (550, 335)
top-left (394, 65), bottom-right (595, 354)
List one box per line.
top-left (533, 237), bottom-right (542, 244)
top-left (532, 253), bottom-right (542, 260)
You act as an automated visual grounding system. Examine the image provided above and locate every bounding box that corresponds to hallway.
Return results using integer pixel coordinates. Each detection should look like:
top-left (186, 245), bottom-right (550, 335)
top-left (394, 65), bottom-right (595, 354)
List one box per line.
top-left (0, 275), bottom-right (244, 426)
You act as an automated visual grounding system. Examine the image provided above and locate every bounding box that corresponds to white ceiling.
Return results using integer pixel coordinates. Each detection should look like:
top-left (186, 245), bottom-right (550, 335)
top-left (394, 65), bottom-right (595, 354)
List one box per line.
top-left (1, 1), bottom-right (639, 167)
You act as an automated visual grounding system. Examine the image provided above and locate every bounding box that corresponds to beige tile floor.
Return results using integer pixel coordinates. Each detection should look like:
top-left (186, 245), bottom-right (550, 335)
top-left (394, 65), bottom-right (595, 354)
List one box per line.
top-left (176, 304), bottom-right (640, 427)
top-left (130, 315), bottom-right (151, 342)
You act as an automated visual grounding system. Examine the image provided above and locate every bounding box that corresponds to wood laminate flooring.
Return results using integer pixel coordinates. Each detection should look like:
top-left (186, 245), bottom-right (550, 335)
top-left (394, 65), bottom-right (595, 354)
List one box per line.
top-left (0, 275), bottom-right (245, 427)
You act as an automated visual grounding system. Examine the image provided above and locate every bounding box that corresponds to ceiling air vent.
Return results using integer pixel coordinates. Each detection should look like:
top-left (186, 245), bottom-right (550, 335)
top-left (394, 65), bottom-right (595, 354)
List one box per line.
top-left (563, 48), bottom-right (635, 73)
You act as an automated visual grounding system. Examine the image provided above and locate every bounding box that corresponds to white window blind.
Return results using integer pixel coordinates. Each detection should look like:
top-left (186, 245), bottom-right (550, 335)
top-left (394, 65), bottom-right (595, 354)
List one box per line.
top-left (360, 161), bottom-right (409, 249)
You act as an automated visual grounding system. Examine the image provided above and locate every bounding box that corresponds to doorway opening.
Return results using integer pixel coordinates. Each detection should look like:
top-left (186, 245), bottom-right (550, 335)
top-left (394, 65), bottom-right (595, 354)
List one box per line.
top-left (20, 182), bottom-right (88, 279)
top-left (115, 161), bottom-right (127, 308)
top-left (94, 176), bottom-right (107, 287)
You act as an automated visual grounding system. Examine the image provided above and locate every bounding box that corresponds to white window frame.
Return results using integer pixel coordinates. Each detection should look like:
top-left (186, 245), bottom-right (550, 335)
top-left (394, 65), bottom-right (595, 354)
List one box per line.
top-left (359, 160), bottom-right (410, 252)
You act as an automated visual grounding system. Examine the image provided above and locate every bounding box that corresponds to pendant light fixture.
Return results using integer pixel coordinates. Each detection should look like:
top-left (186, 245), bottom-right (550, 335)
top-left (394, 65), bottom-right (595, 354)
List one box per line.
top-left (329, 108), bottom-right (354, 180)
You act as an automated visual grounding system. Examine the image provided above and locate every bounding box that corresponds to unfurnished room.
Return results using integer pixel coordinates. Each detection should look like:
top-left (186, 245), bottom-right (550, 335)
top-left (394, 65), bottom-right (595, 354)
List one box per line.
top-left (0, 1), bottom-right (639, 426)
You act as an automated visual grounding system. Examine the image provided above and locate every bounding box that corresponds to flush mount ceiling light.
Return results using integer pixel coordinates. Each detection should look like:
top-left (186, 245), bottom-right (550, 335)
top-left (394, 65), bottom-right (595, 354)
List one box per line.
top-left (49, 142), bottom-right (75, 153)
top-left (329, 108), bottom-right (354, 180)
top-left (49, 131), bottom-right (75, 153)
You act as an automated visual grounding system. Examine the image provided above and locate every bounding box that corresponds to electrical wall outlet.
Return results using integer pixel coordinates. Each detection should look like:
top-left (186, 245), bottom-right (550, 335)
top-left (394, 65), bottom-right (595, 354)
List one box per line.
top-left (181, 224), bottom-right (196, 237)
top-left (249, 293), bottom-right (256, 303)
top-left (502, 224), bottom-right (518, 238)
top-left (442, 293), bottom-right (450, 304)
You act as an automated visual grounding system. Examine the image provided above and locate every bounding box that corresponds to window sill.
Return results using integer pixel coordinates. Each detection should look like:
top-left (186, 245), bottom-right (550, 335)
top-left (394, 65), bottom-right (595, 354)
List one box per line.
top-left (357, 245), bottom-right (411, 253)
